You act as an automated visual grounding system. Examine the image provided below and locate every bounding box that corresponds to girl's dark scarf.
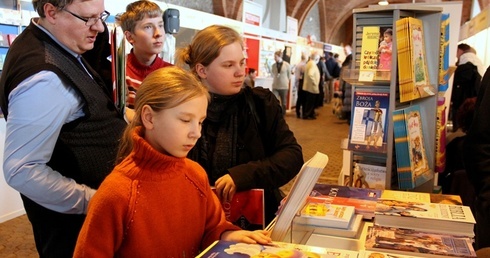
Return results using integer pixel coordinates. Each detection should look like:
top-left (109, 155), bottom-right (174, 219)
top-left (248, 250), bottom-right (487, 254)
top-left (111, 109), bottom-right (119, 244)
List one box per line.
top-left (205, 92), bottom-right (240, 181)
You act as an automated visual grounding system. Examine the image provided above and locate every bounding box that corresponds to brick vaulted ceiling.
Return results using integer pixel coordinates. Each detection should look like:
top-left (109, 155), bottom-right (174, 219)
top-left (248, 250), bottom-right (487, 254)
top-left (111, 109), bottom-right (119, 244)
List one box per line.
top-left (212, 0), bottom-right (488, 45)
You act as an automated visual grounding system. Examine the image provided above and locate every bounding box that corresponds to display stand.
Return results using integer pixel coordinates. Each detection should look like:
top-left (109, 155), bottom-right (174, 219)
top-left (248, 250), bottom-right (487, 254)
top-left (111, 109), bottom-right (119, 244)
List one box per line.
top-left (346, 4), bottom-right (442, 191)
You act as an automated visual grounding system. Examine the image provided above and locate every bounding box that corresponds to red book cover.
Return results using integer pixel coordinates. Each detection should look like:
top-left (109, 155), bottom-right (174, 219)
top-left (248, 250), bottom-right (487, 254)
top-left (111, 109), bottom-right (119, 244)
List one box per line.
top-left (212, 188), bottom-right (265, 230)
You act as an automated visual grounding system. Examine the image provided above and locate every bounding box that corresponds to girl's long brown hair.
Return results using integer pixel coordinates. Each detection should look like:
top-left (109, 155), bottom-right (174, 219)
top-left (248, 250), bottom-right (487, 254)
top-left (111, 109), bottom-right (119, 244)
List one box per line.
top-left (116, 66), bottom-right (209, 164)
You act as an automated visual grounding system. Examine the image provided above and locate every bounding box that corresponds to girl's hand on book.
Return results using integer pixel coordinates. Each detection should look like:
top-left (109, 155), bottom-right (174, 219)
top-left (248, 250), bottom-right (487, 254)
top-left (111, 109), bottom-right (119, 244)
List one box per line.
top-left (221, 230), bottom-right (272, 245)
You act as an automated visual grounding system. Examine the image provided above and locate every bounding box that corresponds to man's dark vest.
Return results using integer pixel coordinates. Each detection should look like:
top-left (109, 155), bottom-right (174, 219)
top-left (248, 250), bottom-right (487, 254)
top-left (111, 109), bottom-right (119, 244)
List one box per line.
top-left (0, 21), bottom-right (126, 189)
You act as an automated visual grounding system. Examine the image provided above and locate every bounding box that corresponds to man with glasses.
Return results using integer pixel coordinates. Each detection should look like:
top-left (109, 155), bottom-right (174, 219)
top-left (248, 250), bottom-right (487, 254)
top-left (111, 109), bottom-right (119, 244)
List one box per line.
top-left (0, 0), bottom-right (126, 257)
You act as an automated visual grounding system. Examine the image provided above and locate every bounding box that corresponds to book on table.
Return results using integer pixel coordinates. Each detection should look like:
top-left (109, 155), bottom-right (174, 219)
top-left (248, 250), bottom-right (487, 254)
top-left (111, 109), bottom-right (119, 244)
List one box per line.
top-left (393, 105), bottom-right (433, 190)
top-left (269, 152), bottom-right (329, 241)
top-left (211, 188), bottom-right (265, 230)
top-left (359, 249), bottom-right (426, 258)
top-left (374, 200), bottom-right (475, 237)
top-left (310, 183), bottom-right (381, 220)
top-left (196, 240), bottom-right (359, 258)
top-left (365, 225), bottom-right (476, 258)
top-left (295, 198), bottom-right (355, 229)
top-left (348, 90), bottom-right (390, 154)
top-left (292, 214), bottom-right (364, 239)
top-left (380, 189), bottom-right (463, 206)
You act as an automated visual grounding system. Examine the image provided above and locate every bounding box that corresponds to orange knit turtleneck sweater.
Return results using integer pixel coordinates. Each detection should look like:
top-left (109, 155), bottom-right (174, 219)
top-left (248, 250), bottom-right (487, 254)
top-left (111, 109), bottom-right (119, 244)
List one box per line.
top-left (74, 128), bottom-right (240, 257)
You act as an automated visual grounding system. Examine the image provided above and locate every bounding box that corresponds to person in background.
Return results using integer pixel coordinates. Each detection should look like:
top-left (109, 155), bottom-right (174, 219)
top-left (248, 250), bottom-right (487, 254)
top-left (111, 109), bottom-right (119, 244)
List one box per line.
top-left (271, 50), bottom-right (291, 114)
top-left (243, 68), bottom-right (257, 88)
top-left (302, 52), bottom-right (321, 120)
top-left (451, 43), bottom-right (484, 132)
top-left (464, 65), bottom-right (490, 251)
top-left (294, 54), bottom-right (307, 118)
top-left (74, 67), bottom-right (271, 257)
top-left (438, 97), bottom-right (476, 208)
top-left (316, 55), bottom-right (330, 107)
top-left (0, 0), bottom-right (127, 256)
top-left (340, 45), bottom-right (353, 124)
top-left (325, 52), bottom-right (341, 104)
top-left (119, 0), bottom-right (172, 109)
top-left (176, 25), bottom-right (304, 225)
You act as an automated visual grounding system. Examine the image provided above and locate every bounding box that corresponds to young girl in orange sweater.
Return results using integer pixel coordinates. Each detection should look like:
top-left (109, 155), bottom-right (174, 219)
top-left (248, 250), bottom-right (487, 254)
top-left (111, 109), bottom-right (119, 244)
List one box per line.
top-left (74, 67), bottom-right (271, 257)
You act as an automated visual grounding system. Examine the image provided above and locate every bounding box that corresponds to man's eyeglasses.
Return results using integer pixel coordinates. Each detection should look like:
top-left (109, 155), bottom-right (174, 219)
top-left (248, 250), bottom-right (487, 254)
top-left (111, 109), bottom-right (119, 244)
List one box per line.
top-left (63, 9), bottom-right (110, 27)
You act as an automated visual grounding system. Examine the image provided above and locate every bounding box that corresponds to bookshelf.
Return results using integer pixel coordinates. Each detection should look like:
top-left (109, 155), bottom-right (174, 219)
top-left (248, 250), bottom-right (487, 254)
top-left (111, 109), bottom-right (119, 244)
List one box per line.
top-left (346, 4), bottom-right (442, 191)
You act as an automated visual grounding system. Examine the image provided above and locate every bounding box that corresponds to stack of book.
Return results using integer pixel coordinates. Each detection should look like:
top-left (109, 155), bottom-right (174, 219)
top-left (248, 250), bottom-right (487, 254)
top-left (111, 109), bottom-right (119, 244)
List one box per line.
top-left (293, 199), bottom-right (362, 238)
top-left (364, 225), bottom-right (476, 257)
top-left (393, 104), bottom-right (433, 190)
top-left (395, 17), bottom-right (435, 103)
top-left (365, 189), bottom-right (477, 257)
top-left (308, 183), bottom-right (381, 220)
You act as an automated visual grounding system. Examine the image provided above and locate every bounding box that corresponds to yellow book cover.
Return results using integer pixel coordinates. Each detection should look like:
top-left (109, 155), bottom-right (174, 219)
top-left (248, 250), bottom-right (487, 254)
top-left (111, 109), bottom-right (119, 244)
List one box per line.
top-left (396, 18), bottom-right (413, 100)
top-left (359, 26), bottom-right (381, 81)
top-left (397, 17), bottom-right (434, 103)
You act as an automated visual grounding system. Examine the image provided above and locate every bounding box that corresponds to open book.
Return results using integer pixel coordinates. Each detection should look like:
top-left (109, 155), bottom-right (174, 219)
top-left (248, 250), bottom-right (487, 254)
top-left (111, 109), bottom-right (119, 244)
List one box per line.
top-left (269, 151), bottom-right (329, 241)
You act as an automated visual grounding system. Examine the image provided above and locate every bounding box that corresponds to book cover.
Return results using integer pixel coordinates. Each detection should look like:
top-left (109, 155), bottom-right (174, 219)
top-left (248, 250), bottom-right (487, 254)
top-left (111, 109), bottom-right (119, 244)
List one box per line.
top-left (365, 225), bottom-right (476, 258)
top-left (359, 26), bottom-right (381, 82)
top-left (269, 152), bottom-right (329, 241)
top-left (212, 188), bottom-right (265, 230)
top-left (293, 214), bottom-right (364, 239)
top-left (396, 17), bottom-right (435, 103)
top-left (359, 249), bottom-right (425, 258)
top-left (380, 189), bottom-right (463, 206)
top-left (438, 14), bottom-right (450, 93)
top-left (393, 105), bottom-right (432, 190)
top-left (197, 240), bottom-right (359, 258)
top-left (352, 161), bottom-right (387, 190)
top-left (348, 90), bottom-right (390, 153)
top-left (310, 184), bottom-right (381, 220)
top-left (296, 199), bottom-right (355, 229)
top-left (374, 201), bottom-right (475, 236)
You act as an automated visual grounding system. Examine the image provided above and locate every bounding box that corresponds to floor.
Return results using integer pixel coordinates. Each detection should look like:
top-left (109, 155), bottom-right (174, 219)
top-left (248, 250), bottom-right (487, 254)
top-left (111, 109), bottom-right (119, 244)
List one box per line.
top-left (0, 103), bottom-right (350, 257)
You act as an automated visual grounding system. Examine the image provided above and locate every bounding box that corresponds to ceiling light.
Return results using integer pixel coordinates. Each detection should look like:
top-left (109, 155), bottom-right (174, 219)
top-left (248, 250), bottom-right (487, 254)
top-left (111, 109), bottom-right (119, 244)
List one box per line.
top-left (378, 0), bottom-right (389, 5)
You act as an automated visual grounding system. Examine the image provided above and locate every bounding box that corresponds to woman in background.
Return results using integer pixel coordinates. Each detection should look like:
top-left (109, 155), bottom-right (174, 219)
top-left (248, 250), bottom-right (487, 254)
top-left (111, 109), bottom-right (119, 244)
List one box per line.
top-left (176, 25), bottom-right (304, 225)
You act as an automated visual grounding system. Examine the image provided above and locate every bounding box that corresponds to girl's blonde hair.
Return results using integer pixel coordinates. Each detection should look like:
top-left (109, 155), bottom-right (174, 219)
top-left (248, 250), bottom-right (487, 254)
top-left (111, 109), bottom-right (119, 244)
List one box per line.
top-left (175, 25), bottom-right (243, 75)
top-left (119, 0), bottom-right (163, 33)
top-left (116, 66), bottom-right (209, 163)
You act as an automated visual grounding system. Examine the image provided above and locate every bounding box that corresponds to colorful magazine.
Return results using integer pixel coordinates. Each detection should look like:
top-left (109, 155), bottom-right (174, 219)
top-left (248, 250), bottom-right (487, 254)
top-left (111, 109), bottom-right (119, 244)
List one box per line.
top-left (396, 17), bottom-right (435, 103)
top-left (365, 225), bottom-right (476, 257)
top-left (393, 105), bottom-right (432, 190)
top-left (348, 90), bottom-right (390, 153)
top-left (197, 240), bottom-right (359, 258)
top-left (310, 184), bottom-right (381, 220)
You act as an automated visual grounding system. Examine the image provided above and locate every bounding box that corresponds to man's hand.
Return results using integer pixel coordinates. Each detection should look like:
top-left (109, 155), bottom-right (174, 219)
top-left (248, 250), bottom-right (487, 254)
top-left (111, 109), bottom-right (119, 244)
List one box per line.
top-left (215, 174), bottom-right (236, 202)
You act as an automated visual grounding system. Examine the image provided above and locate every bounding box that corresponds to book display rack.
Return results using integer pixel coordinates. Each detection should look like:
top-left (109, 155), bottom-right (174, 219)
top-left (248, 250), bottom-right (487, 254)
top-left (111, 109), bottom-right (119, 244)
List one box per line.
top-left (345, 4), bottom-right (442, 191)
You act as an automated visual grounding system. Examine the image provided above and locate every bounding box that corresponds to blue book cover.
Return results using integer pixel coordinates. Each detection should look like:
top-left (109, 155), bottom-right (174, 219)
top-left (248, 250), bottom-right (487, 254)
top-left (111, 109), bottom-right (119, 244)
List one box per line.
top-left (348, 90), bottom-right (390, 153)
top-left (438, 13), bottom-right (450, 93)
top-left (393, 105), bottom-right (433, 189)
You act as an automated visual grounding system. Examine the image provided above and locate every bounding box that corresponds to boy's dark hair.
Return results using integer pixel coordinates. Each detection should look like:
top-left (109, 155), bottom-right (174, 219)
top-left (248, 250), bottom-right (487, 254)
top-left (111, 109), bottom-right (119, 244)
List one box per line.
top-left (248, 68), bottom-right (256, 75)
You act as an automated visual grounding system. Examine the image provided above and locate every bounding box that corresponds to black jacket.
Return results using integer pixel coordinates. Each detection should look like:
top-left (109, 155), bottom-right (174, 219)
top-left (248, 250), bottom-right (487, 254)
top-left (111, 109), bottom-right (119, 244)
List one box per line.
top-left (464, 65), bottom-right (490, 199)
top-left (188, 87), bottom-right (304, 223)
top-left (451, 62), bottom-right (481, 113)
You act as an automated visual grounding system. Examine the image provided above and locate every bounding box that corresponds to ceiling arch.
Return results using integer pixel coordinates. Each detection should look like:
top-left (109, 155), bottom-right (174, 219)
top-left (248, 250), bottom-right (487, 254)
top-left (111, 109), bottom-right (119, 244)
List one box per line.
top-left (212, 0), bottom-right (480, 45)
